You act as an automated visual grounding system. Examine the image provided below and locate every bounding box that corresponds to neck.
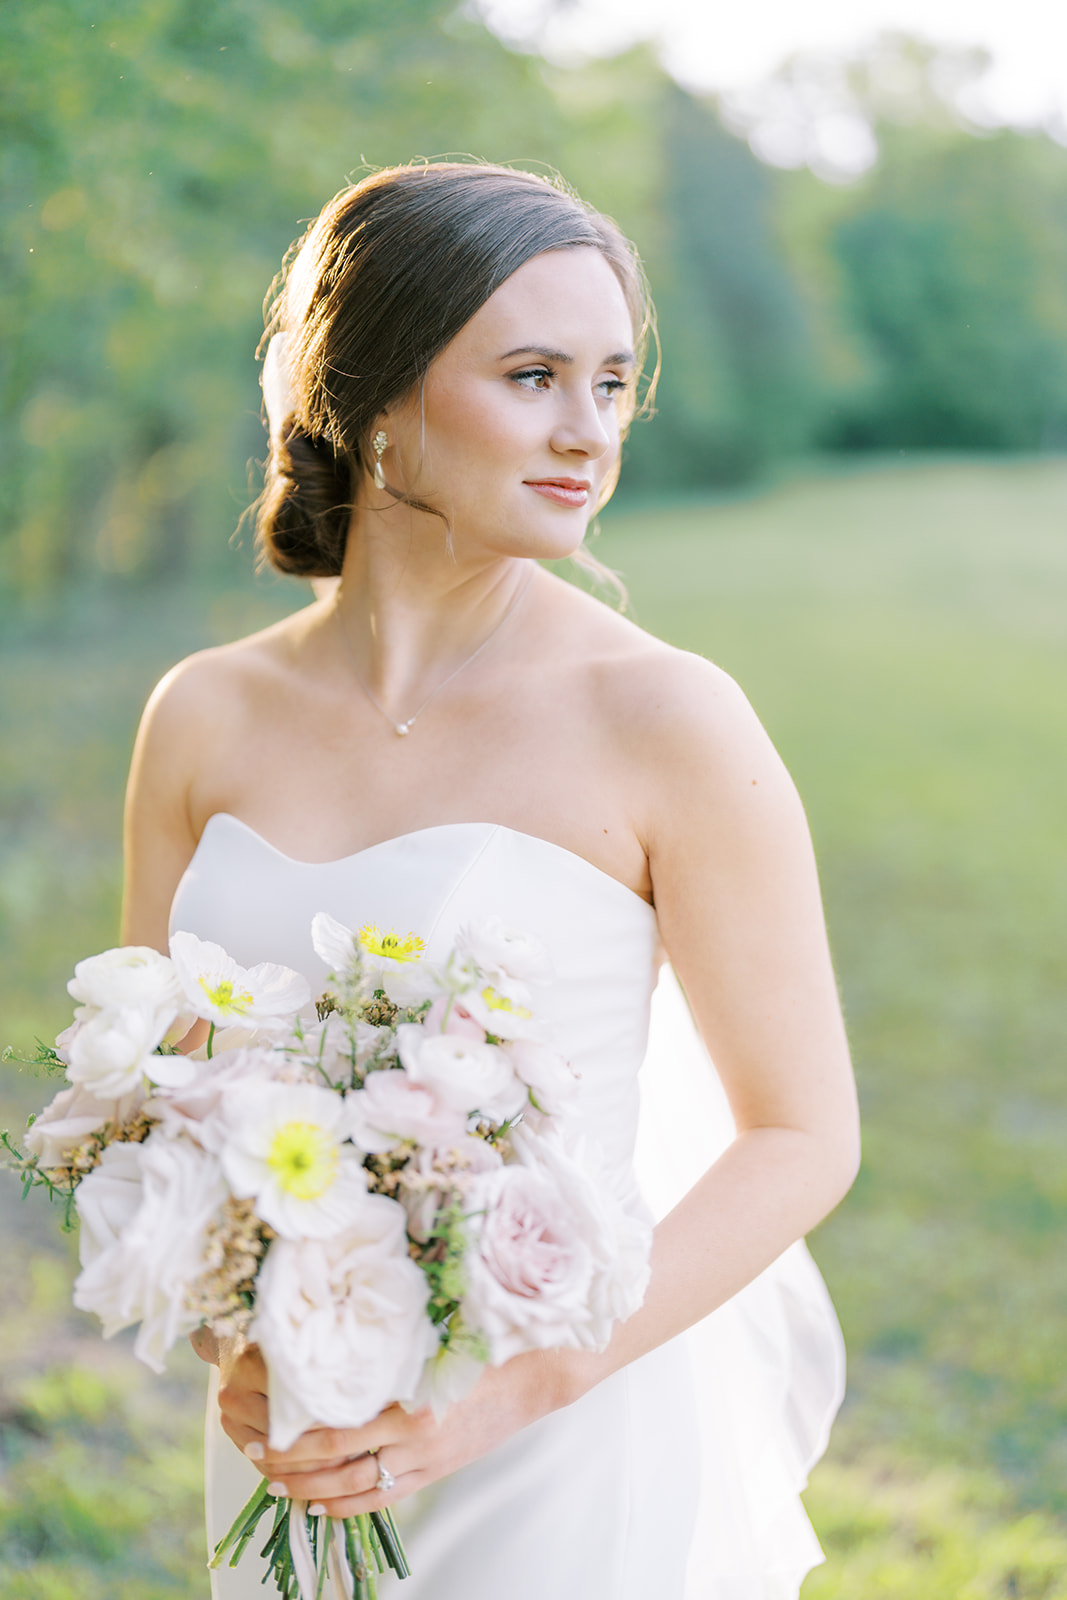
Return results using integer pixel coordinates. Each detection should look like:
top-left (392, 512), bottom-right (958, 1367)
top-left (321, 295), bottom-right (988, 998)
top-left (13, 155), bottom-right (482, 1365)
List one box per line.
top-left (333, 500), bottom-right (534, 713)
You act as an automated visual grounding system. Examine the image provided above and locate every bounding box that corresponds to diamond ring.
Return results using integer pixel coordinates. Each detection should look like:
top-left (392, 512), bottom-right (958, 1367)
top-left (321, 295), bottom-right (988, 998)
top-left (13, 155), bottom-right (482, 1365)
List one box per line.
top-left (375, 1458), bottom-right (395, 1493)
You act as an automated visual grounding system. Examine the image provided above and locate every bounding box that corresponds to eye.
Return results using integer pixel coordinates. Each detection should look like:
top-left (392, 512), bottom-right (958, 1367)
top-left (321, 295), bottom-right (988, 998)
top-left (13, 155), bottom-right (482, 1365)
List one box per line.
top-left (510, 366), bottom-right (554, 391)
top-left (596, 377), bottom-right (629, 400)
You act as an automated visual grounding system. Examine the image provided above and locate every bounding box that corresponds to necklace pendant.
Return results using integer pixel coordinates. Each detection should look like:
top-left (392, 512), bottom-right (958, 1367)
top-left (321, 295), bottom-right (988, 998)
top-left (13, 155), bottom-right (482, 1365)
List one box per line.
top-left (394, 721), bottom-right (411, 737)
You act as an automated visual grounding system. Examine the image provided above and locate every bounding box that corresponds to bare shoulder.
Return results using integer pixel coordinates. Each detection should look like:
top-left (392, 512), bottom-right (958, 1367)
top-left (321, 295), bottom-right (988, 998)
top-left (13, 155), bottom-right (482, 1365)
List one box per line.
top-left (544, 578), bottom-right (803, 859)
top-left (550, 578), bottom-right (785, 782)
top-left (136, 604), bottom-right (318, 757)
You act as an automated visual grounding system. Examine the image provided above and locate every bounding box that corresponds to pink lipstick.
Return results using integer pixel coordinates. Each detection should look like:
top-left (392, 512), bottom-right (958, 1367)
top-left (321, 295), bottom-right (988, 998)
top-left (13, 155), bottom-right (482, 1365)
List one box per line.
top-left (524, 478), bottom-right (591, 508)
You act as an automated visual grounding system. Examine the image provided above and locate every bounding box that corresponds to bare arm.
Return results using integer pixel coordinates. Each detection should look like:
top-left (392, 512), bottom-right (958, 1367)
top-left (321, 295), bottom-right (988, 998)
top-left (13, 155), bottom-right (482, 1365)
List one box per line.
top-left (579, 657), bottom-right (859, 1382)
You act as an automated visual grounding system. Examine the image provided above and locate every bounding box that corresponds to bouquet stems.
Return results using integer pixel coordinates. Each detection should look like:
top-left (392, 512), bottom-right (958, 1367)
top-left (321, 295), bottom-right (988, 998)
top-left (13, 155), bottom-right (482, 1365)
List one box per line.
top-left (210, 1482), bottom-right (409, 1598)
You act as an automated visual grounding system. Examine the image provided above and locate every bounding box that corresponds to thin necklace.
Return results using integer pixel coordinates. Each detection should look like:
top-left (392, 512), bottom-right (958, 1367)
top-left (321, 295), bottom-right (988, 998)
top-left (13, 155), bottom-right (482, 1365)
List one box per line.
top-left (335, 570), bottom-right (534, 737)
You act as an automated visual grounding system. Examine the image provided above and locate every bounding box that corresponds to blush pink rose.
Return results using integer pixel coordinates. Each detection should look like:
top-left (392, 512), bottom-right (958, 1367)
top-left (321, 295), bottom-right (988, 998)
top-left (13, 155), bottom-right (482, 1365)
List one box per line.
top-left (345, 1069), bottom-right (467, 1154)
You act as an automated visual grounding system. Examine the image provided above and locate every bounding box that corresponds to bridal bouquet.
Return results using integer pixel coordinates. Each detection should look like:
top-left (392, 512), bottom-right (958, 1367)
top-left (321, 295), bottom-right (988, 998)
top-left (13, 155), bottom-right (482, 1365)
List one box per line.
top-left (5, 911), bottom-right (651, 1599)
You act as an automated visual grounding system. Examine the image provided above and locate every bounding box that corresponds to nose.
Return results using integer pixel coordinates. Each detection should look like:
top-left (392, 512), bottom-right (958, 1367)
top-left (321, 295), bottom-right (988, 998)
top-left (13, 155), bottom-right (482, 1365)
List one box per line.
top-left (549, 387), bottom-right (613, 461)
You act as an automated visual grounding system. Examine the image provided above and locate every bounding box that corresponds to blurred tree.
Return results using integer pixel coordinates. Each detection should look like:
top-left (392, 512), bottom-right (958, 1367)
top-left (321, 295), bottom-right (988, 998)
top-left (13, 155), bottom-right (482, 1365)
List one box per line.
top-left (0, 0), bottom-right (573, 599)
top-left (624, 86), bottom-right (821, 490)
top-left (824, 128), bottom-right (1067, 450)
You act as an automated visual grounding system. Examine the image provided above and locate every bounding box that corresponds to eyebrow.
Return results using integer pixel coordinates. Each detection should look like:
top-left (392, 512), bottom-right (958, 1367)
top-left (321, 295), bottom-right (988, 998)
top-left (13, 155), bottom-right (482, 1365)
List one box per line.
top-left (499, 345), bottom-right (635, 366)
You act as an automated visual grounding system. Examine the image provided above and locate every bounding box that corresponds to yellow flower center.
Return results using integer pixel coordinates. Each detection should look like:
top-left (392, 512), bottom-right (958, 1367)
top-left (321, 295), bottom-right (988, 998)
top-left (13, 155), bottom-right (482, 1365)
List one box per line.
top-left (481, 986), bottom-right (532, 1020)
top-left (199, 976), bottom-right (254, 1016)
top-left (266, 1122), bottom-right (338, 1200)
top-left (358, 925), bottom-right (425, 963)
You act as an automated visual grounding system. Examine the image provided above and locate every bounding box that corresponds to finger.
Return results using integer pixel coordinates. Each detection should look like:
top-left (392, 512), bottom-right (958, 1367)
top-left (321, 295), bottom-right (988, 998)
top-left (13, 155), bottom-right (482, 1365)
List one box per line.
top-left (266, 1451), bottom-right (382, 1504)
top-left (267, 1410), bottom-right (418, 1467)
top-left (217, 1384), bottom-right (269, 1435)
top-left (310, 1468), bottom-right (427, 1520)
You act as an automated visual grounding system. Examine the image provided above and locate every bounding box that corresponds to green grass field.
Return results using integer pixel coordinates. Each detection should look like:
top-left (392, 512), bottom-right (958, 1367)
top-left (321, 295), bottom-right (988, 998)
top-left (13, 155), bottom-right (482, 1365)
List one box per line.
top-left (2, 456), bottom-right (1066, 1596)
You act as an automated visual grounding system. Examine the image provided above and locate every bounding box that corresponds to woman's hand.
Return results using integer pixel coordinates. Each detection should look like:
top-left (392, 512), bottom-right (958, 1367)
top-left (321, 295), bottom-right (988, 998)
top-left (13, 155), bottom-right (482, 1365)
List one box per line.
top-left (217, 1345), bottom-right (594, 1518)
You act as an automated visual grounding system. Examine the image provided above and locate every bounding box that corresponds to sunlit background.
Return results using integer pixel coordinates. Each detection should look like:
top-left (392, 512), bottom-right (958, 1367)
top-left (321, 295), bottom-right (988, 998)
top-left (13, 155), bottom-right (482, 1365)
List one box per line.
top-left (2, 2), bottom-right (1066, 1595)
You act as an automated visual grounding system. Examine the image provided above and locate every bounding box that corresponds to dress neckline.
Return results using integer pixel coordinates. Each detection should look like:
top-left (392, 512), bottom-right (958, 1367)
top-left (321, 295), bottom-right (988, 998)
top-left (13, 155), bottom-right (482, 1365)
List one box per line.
top-left (199, 813), bottom-right (657, 917)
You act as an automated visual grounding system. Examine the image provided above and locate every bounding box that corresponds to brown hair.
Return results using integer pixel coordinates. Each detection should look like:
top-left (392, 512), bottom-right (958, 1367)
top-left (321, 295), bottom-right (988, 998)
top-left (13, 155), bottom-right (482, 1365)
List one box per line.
top-left (255, 161), bottom-right (654, 581)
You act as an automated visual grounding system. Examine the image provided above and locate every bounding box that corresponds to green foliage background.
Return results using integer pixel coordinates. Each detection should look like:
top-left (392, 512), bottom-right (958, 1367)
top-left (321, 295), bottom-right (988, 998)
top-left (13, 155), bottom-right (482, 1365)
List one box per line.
top-left (4, 4), bottom-right (1067, 599)
top-left (3, 4), bottom-right (1067, 1595)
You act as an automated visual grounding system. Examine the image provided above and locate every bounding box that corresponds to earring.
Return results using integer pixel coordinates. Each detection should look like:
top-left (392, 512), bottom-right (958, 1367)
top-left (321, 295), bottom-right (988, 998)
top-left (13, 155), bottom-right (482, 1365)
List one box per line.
top-left (372, 430), bottom-right (388, 489)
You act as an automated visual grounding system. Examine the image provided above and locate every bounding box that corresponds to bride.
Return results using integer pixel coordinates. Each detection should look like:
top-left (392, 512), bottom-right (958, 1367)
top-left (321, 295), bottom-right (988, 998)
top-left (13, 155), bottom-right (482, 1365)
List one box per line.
top-left (121, 162), bottom-right (859, 1598)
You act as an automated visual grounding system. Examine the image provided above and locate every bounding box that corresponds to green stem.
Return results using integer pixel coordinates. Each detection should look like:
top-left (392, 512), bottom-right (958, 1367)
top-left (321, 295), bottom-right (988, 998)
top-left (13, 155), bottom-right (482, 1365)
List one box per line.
top-left (206, 1021), bottom-right (216, 1058)
top-left (209, 1478), bottom-right (273, 1568)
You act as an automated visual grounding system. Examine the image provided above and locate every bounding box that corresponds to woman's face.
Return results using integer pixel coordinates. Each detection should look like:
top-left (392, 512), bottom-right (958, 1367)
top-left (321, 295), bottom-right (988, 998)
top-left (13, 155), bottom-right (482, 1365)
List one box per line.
top-left (382, 247), bottom-right (636, 563)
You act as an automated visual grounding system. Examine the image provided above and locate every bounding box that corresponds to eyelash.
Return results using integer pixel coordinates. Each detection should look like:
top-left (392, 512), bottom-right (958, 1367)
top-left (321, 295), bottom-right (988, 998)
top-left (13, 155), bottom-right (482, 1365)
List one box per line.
top-left (509, 366), bottom-right (629, 399)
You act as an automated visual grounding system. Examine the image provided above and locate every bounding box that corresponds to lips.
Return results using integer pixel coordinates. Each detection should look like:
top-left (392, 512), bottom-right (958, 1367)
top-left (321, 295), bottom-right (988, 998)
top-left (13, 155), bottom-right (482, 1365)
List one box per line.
top-left (524, 478), bottom-right (591, 508)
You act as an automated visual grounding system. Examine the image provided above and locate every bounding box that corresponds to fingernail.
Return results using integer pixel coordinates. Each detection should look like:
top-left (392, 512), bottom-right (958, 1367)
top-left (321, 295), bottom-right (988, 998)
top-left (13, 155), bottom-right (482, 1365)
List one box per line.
top-left (244, 1442), bottom-right (265, 1461)
top-left (309, 1503), bottom-right (327, 1517)
top-left (267, 1482), bottom-right (287, 1497)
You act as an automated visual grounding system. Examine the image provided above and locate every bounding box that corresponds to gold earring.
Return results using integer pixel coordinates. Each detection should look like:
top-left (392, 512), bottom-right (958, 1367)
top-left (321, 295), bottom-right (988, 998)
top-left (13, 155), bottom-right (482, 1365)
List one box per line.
top-left (372, 430), bottom-right (388, 490)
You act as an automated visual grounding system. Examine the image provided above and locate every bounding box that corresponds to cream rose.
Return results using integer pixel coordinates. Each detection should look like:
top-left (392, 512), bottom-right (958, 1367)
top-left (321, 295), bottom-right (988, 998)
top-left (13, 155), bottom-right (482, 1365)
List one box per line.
top-left (73, 1132), bottom-right (228, 1372)
top-left (252, 1194), bottom-right (439, 1451)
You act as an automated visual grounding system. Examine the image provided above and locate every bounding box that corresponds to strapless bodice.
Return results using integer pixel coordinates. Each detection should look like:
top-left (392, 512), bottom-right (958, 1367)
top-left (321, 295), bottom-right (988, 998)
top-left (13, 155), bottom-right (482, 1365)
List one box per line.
top-left (170, 814), bottom-right (659, 1179)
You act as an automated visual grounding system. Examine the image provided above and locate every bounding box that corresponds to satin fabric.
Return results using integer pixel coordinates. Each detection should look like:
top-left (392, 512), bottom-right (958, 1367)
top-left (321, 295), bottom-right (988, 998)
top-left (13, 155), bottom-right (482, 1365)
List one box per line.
top-left (171, 814), bottom-right (844, 1598)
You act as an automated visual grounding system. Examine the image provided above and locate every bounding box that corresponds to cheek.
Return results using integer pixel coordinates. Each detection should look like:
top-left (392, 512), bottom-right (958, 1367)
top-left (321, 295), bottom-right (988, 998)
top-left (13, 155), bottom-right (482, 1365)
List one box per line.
top-left (421, 382), bottom-right (539, 483)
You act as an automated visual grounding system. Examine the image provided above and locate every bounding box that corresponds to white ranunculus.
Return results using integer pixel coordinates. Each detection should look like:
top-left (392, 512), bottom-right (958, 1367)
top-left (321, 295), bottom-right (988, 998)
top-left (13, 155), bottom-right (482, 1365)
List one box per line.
top-left (65, 1006), bottom-right (176, 1098)
top-left (344, 1070), bottom-right (467, 1154)
top-left (511, 1125), bottom-right (652, 1341)
top-left (73, 1132), bottom-right (228, 1371)
top-left (456, 917), bottom-right (552, 984)
top-left (252, 1194), bottom-right (439, 1450)
top-left (397, 1024), bottom-right (527, 1122)
top-left (24, 1082), bottom-right (145, 1172)
top-left (505, 1039), bottom-right (580, 1121)
top-left (218, 1080), bottom-right (368, 1239)
top-left (462, 1162), bottom-right (596, 1365)
top-left (169, 930), bottom-right (310, 1030)
top-left (67, 946), bottom-right (181, 1013)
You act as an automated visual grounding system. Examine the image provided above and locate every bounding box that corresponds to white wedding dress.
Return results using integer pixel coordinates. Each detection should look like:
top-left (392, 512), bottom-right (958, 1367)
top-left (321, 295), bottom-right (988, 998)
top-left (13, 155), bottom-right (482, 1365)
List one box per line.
top-left (170, 814), bottom-right (845, 1600)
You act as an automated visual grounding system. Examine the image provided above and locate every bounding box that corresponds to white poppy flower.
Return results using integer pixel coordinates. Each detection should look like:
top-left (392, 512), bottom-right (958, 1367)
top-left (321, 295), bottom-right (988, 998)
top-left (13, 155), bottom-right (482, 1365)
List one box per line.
top-left (311, 911), bottom-right (437, 1006)
top-left (64, 1006), bottom-right (178, 1099)
top-left (457, 975), bottom-right (537, 1041)
top-left (24, 1082), bottom-right (145, 1173)
top-left (252, 1194), bottom-right (439, 1451)
top-left (218, 1080), bottom-right (368, 1239)
top-left (73, 1133), bottom-right (228, 1372)
top-left (67, 945), bottom-right (181, 1012)
top-left (169, 931), bottom-right (310, 1030)
top-left (456, 917), bottom-right (552, 984)
top-left (396, 1024), bottom-right (527, 1122)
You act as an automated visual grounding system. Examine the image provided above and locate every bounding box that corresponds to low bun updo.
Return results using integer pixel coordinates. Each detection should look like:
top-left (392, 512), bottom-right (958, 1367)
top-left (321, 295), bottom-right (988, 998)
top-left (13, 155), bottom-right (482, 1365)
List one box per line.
top-left (254, 161), bottom-right (653, 579)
